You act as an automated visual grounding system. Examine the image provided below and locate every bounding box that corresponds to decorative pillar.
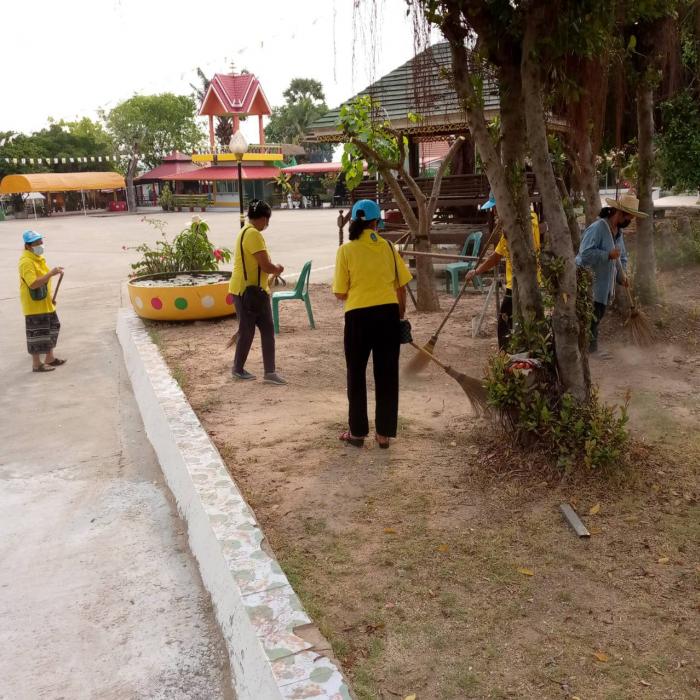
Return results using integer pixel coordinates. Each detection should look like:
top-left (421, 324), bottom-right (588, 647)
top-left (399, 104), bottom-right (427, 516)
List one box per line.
top-left (208, 115), bottom-right (215, 152)
top-left (233, 115), bottom-right (240, 133)
top-left (258, 114), bottom-right (265, 145)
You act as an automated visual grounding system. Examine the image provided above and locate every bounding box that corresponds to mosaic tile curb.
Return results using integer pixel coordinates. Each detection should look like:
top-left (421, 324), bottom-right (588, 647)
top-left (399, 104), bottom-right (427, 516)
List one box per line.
top-left (117, 308), bottom-right (351, 700)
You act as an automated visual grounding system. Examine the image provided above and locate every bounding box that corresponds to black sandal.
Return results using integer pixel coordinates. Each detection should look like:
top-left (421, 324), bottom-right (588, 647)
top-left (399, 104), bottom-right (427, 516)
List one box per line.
top-left (33, 363), bottom-right (55, 373)
top-left (46, 358), bottom-right (67, 366)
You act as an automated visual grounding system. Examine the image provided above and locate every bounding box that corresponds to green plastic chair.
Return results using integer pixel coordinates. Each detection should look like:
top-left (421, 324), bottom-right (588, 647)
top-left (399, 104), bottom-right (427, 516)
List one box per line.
top-left (272, 260), bottom-right (315, 334)
top-left (445, 231), bottom-right (483, 297)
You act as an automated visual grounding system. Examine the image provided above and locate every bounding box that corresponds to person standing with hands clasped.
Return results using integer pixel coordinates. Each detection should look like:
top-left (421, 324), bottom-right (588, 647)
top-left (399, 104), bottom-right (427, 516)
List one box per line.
top-left (18, 230), bottom-right (65, 373)
top-left (333, 199), bottom-right (413, 449)
top-left (228, 199), bottom-right (287, 385)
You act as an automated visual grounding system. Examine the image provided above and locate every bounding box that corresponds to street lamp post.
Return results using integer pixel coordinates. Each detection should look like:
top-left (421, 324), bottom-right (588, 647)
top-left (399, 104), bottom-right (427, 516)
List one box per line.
top-left (229, 130), bottom-right (249, 229)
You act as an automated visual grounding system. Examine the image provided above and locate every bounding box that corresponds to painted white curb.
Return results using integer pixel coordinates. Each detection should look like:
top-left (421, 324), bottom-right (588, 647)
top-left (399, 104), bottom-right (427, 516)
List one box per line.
top-left (117, 308), bottom-right (350, 700)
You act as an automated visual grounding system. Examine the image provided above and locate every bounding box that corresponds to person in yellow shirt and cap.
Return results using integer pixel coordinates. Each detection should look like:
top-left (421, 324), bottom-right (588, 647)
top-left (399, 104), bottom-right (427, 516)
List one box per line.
top-left (466, 193), bottom-right (541, 349)
top-left (18, 230), bottom-right (65, 372)
top-left (333, 199), bottom-right (413, 449)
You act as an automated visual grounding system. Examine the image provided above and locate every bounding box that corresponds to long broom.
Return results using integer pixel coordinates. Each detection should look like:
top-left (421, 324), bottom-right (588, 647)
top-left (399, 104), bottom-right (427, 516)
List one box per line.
top-left (404, 225), bottom-right (499, 375)
top-left (624, 285), bottom-right (654, 346)
top-left (409, 341), bottom-right (488, 414)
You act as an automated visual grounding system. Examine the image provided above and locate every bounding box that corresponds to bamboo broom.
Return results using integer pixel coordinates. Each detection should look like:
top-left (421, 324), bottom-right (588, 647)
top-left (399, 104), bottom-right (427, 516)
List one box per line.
top-left (409, 341), bottom-right (488, 414)
top-left (624, 286), bottom-right (654, 346)
top-left (404, 224), bottom-right (499, 375)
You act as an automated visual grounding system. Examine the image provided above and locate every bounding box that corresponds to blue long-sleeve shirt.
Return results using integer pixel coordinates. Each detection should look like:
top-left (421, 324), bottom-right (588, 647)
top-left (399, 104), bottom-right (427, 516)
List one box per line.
top-left (575, 218), bottom-right (627, 305)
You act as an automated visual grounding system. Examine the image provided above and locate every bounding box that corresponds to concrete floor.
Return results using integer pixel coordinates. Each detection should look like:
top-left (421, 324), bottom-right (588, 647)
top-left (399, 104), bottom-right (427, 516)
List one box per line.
top-left (0, 209), bottom-right (339, 699)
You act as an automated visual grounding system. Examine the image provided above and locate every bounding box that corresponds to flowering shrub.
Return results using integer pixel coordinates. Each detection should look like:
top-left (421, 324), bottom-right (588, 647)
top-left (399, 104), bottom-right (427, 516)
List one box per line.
top-left (127, 216), bottom-right (231, 277)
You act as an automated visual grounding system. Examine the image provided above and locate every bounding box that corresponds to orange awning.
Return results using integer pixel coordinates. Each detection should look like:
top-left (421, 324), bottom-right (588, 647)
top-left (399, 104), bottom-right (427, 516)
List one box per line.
top-left (0, 171), bottom-right (126, 194)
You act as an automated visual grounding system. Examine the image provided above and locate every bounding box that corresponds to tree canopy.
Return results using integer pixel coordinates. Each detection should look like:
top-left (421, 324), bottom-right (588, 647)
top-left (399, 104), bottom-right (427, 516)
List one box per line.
top-left (0, 118), bottom-right (115, 179)
top-left (103, 93), bottom-right (203, 171)
top-left (265, 78), bottom-right (333, 162)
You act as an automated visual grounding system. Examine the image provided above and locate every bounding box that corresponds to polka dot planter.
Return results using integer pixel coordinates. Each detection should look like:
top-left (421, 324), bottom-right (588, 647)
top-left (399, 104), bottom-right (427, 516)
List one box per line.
top-left (128, 271), bottom-right (236, 321)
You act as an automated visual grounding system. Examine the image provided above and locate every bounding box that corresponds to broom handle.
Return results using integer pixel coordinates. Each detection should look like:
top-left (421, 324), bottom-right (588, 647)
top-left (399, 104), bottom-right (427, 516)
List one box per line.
top-left (51, 272), bottom-right (64, 304)
top-left (433, 228), bottom-right (498, 336)
top-left (624, 284), bottom-right (636, 309)
top-left (409, 341), bottom-right (449, 372)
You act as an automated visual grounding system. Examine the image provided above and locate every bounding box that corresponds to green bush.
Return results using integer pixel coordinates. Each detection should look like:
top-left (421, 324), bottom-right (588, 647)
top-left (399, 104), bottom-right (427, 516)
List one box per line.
top-left (657, 221), bottom-right (700, 268)
top-left (158, 184), bottom-right (174, 212)
top-left (127, 216), bottom-right (231, 277)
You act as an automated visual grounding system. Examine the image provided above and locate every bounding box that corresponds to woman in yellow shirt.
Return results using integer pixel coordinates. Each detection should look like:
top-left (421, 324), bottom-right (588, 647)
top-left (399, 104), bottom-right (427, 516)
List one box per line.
top-left (18, 230), bottom-right (65, 372)
top-left (333, 200), bottom-right (413, 449)
top-left (228, 200), bottom-right (287, 385)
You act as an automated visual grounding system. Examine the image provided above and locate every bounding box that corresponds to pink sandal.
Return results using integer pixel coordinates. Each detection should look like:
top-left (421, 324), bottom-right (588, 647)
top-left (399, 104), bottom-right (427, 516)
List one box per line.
top-left (339, 431), bottom-right (364, 448)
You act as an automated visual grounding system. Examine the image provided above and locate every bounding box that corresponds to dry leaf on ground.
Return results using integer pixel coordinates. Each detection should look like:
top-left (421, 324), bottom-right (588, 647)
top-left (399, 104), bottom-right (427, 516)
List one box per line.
top-left (517, 567), bottom-right (535, 576)
top-left (593, 651), bottom-right (609, 662)
top-left (589, 503), bottom-right (601, 515)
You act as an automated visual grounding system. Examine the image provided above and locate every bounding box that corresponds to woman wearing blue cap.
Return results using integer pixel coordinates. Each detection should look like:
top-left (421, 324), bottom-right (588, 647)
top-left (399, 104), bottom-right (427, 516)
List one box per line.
top-left (333, 200), bottom-right (413, 449)
top-left (18, 230), bottom-right (65, 372)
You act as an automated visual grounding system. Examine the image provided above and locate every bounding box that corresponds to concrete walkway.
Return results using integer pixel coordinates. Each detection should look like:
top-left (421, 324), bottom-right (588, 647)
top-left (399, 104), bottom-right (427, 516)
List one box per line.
top-left (0, 209), bottom-right (338, 699)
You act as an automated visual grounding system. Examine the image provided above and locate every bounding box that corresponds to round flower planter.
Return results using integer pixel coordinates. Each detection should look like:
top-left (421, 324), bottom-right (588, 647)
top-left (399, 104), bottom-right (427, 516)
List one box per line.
top-left (128, 271), bottom-right (236, 321)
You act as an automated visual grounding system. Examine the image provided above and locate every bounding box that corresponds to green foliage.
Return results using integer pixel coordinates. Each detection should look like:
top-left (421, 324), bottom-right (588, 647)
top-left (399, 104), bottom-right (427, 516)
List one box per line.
top-left (264, 78), bottom-right (333, 162)
top-left (128, 217), bottom-right (231, 277)
top-left (158, 184), bottom-right (174, 212)
top-left (0, 118), bottom-right (115, 179)
top-left (271, 172), bottom-right (293, 195)
top-left (103, 94), bottom-right (203, 171)
top-left (338, 95), bottom-right (405, 190)
top-left (657, 220), bottom-right (700, 268)
top-left (658, 90), bottom-right (700, 194)
top-left (485, 354), bottom-right (629, 472)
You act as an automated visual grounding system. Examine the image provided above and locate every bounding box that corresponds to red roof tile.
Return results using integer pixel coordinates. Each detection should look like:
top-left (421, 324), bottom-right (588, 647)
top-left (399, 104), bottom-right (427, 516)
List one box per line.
top-left (199, 73), bottom-right (272, 116)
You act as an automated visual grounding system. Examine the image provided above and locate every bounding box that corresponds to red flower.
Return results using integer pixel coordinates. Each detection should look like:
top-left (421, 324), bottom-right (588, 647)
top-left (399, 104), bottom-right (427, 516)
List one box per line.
top-left (213, 249), bottom-right (223, 261)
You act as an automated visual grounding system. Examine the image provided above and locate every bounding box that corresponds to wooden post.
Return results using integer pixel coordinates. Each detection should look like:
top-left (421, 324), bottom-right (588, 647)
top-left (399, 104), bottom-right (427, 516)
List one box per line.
top-left (258, 115), bottom-right (265, 145)
top-left (208, 115), bottom-right (215, 152)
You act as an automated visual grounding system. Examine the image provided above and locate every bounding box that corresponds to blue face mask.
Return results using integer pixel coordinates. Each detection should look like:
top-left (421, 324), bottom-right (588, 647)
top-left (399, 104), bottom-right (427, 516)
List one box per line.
top-left (32, 245), bottom-right (44, 256)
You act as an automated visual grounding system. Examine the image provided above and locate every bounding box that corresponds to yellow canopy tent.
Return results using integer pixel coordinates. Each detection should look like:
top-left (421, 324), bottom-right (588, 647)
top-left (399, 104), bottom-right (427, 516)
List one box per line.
top-left (0, 171), bottom-right (126, 193)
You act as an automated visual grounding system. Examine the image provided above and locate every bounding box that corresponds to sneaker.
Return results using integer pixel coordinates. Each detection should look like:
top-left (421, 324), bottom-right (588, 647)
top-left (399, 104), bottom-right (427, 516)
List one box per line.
top-left (232, 369), bottom-right (256, 380)
top-left (263, 372), bottom-right (288, 386)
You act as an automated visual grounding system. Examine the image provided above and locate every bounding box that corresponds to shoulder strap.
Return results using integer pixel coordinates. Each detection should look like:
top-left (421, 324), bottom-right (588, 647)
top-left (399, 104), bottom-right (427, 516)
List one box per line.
top-left (387, 239), bottom-right (398, 283)
top-left (239, 225), bottom-right (260, 286)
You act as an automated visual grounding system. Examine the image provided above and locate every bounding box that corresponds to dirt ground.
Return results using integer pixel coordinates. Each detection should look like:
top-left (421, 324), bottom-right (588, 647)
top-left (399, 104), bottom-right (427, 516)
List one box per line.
top-left (154, 266), bottom-right (699, 700)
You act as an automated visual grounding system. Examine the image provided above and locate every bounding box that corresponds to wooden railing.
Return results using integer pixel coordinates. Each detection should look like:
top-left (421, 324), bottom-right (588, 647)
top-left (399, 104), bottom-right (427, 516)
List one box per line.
top-left (350, 173), bottom-right (540, 209)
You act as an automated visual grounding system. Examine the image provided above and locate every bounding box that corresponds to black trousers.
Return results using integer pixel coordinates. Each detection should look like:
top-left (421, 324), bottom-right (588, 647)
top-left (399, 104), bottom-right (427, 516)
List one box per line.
top-left (497, 288), bottom-right (513, 351)
top-left (344, 304), bottom-right (400, 438)
top-left (232, 294), bottom-right (276, 374)
top-left (590, 302), bottom-right (607, 350)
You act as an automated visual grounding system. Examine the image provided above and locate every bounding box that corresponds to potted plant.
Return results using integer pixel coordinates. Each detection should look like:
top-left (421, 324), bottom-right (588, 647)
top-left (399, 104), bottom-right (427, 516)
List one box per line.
top-left (159, 183), bottom-right (174, 212)
top-left (126, 216), bottom-right (234, 321)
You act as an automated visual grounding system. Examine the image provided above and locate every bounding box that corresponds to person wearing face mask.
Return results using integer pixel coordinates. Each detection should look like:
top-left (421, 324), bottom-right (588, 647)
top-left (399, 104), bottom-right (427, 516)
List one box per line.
top-left (228, 199), bottom-right (287, 385)
top-left (18, 230), bottom-right (65, 372)
top-left (576, 193), bottom-right (649, 353)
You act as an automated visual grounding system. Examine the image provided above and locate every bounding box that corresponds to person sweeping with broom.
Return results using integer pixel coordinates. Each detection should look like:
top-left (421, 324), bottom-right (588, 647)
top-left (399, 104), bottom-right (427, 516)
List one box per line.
top-left (465, 192), bottom-right (541, 350)
top-left (575, 193), bottom-right (647, 353)
top-left (333, 199), bottom-right (412, 449)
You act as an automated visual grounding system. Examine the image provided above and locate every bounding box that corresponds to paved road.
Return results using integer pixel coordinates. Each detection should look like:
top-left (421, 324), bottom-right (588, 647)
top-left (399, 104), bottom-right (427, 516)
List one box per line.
top-left (0, 209), bottom-right (339, 699)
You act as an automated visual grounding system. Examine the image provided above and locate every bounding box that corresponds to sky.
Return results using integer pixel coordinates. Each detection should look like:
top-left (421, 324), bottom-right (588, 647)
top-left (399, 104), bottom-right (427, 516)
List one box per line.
top-left (1, 0), bottom-right (438, 145)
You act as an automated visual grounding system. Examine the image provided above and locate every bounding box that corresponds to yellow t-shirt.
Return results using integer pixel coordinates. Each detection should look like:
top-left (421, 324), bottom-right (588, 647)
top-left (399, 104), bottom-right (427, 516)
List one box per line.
top-left (494, 211), bottom-right (541, 289)
top-left (229, 224), bottom-right (270, 295)
top-left (333, 229), bottom-right (413, 312)
top-left (18, 250), bottom-right (56, 316)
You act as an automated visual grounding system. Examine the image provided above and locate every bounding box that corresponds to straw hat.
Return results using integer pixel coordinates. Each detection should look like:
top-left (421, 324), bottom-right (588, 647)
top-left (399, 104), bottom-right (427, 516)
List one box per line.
top-left (604, 193), bottom-right (649, 218)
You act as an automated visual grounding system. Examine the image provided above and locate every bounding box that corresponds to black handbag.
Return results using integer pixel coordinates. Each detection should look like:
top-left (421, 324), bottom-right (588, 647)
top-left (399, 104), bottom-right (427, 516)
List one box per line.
top-left (387, 240), bottom-right (412, 344)
top-left (23, 277), bottom-right (48, 301)
top-left (240, 226), bottom-right (269, 315)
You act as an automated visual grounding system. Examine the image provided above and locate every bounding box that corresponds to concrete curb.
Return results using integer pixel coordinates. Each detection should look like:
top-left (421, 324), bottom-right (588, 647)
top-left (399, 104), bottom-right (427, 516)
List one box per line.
top-left (117, 308), bottom-right (351, 700)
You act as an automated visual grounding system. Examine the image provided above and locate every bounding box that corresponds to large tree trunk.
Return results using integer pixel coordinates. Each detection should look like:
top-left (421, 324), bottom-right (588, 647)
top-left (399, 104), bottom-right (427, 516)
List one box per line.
top-left (126, 155), bottom-right (138, 212)
top-left (498, 59), bottom-right (541, 316)
top-left (634, 82), bottom-right (658, 305)
top-left (578, 133), bottom-right (601, 225)
top-left (442, 19), bottom-right (544, 325)
top-left (522, 12), bottom-right (589, 400)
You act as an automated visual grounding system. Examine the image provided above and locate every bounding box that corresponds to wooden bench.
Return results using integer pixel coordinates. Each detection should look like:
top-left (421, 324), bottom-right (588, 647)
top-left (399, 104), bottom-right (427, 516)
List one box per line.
top-left (172, 195), bottom-right (209, 212)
